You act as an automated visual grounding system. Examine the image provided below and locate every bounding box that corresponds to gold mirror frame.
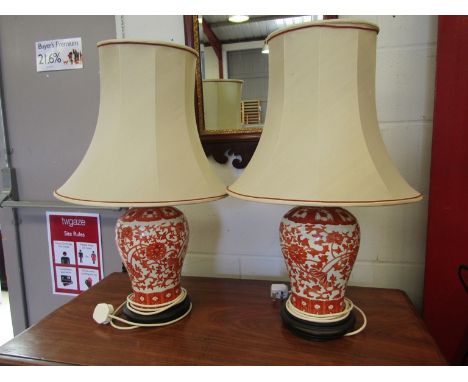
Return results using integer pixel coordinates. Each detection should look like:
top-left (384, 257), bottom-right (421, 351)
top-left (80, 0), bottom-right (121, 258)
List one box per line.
top-left (184, 15), bottom-right (261, 169)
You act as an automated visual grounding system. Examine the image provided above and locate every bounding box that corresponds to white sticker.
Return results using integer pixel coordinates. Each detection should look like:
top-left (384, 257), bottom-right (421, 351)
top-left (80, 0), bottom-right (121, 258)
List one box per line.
top-left (36, 37), bottom-right (83, 72)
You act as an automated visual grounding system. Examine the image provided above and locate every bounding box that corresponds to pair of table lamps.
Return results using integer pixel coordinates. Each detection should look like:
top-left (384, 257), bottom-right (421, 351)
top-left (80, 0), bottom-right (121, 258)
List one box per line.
top-left (54, 20), bottom-right (421, 339)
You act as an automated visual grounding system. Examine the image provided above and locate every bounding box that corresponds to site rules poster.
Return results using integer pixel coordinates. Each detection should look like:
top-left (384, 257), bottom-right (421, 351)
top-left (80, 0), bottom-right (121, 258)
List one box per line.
top-left (46, 212), bottom-right (104, 295)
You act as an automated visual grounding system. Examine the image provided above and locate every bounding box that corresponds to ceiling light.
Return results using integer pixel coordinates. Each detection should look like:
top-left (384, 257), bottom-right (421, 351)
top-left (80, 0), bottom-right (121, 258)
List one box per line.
top-left (228, 15), bottom-right (250, 23)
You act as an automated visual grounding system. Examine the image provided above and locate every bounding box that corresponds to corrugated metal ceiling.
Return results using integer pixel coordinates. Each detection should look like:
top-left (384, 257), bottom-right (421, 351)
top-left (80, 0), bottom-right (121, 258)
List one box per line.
top-left (200, 15), bottom-right (322, 44)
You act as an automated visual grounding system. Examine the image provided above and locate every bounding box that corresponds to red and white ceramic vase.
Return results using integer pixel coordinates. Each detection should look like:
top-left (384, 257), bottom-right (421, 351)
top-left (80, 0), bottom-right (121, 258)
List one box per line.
top-left (280, 206), bottom-right (360, 315)
top-left (115, 207), bottom-right (189, 307)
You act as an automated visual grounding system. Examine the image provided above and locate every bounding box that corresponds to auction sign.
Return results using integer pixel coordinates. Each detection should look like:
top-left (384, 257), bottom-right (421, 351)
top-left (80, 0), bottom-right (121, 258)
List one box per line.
top-left (36, 37), bottom-right (83, 72)
top-left (46, 212), bottom-right (103, 295)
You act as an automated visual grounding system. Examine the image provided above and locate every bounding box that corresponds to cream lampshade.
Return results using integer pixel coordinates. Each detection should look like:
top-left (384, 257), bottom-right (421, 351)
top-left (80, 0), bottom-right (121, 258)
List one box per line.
top-left (55, 41), bottom-right (225, 206)
top-left (55, 40), bottom-right (226, 329)
top-left (227, 20), bottom-right (422, 340)
top-left (202, 79), bottom-right (243, 131)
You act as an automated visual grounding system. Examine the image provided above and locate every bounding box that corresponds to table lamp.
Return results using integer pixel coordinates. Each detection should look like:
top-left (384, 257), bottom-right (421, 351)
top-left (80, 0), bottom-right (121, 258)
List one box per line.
top-left (227, 20), bottom-right (422, 340)
top-left (54, 39), bottom-right (226, 329)
top-left (203, 79), bottom-right (243, 130)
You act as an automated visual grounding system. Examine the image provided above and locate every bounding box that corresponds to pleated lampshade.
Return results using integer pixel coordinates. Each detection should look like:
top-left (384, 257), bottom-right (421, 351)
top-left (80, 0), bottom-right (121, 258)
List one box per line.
top-left (203, 79), bottom-right (243, 131)
top-left (54, 40), bottom-right (226, 207)
top-left (227, 20), bottom-right (422, 206)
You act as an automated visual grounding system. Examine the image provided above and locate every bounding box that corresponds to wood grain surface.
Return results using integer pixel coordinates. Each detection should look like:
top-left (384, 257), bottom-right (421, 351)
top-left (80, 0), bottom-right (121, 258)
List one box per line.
top-left (0, 273), bottom-right (446, 365)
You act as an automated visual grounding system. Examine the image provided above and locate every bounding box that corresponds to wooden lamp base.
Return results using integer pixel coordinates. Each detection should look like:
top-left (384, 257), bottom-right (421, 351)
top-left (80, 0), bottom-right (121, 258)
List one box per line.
top-left (280, 304), bottom-right (356, 341)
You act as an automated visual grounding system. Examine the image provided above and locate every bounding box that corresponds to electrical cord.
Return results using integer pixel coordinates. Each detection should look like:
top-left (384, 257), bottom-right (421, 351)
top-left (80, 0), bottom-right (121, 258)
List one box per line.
top-left (93, 288), bottom-right (192, 330)
top-left (285, 295), bottom-right (367, 336)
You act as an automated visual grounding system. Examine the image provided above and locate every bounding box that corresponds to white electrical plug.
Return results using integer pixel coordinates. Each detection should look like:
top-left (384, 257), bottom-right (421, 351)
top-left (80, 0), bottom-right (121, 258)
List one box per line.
top-left (93, 303), bottom-right (115, 324)
top-left (270, 283), bottom-right (289, 300)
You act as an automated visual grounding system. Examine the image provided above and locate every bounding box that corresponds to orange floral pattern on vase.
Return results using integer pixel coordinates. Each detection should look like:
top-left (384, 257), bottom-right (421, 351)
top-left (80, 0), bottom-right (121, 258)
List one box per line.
top-left (115, 207), bottom-right (189, 306)
top-left (280, 206), bottom-right (360, 315)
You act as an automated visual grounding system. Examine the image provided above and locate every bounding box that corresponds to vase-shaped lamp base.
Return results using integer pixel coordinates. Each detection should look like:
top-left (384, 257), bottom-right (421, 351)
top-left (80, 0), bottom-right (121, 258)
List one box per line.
top-left (280, 206), bottom-right (362, 340)
top-left (115, 206), bottom-right (192, 328)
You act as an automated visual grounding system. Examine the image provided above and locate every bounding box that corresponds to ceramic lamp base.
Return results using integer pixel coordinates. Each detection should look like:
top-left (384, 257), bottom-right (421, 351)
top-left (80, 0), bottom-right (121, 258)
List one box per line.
top-left (115, 207), bottom-right (191, 327)
top-left (122, 294), bottom-right (192, 325)
top-left (280, 206), bottom-right (361, 340)
top-left (280, 303), bottom-right (356, 341)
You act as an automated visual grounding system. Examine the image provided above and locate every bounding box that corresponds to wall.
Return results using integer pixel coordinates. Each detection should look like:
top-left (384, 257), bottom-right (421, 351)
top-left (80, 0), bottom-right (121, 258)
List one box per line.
top-left (0, 16), bottom-right (119, 333)
top-left (115, 15), bottom-right (185, 43)
top-left (202, 46), bottom-right (220, 79)
top-left (0, 15), bottom-right (436, 334)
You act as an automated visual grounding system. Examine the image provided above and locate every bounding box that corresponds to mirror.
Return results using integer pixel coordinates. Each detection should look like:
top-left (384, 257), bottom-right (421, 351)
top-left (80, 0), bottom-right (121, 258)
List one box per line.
top-left (184, 15), bottom-right (331, 168)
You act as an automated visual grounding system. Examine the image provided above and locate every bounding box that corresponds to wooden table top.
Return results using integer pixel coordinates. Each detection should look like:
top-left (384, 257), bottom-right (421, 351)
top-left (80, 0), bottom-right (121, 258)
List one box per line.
top-left (0, 272), bottom-right (446, 365)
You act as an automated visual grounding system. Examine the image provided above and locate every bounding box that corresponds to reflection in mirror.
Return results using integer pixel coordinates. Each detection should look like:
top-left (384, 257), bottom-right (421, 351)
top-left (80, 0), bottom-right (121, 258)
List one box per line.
top-left (198, 15), bottom-right (323, 133)
top-left (203, 79), bottom-right (243, 131)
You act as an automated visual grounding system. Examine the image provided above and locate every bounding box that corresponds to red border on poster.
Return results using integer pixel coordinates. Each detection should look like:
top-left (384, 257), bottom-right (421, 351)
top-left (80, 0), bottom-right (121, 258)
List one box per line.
top-left (46, 212), bottom-right (103, 295)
